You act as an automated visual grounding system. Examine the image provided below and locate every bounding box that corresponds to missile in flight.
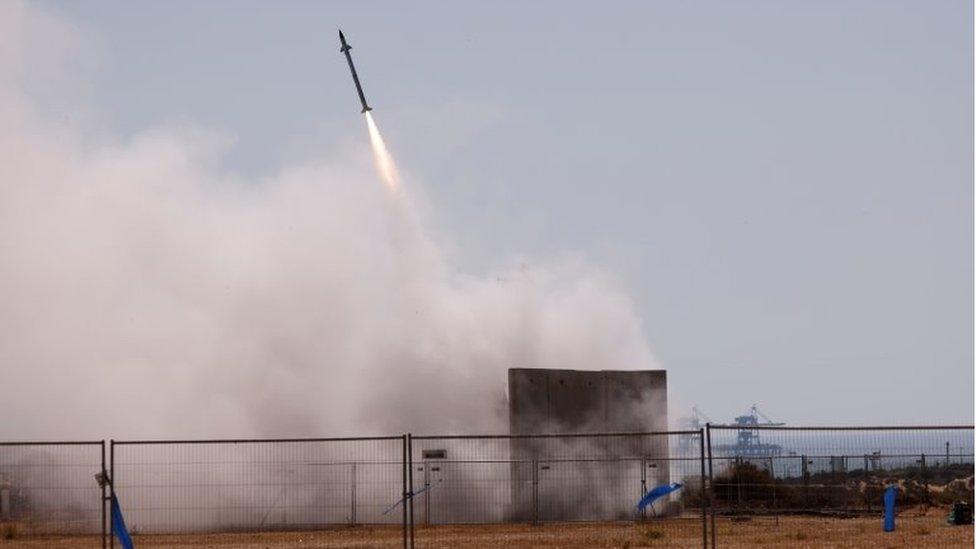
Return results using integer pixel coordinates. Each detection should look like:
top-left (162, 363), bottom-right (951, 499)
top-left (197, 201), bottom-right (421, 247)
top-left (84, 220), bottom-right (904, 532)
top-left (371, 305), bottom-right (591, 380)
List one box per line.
top-left (338, 30), bottom-right (373, 113)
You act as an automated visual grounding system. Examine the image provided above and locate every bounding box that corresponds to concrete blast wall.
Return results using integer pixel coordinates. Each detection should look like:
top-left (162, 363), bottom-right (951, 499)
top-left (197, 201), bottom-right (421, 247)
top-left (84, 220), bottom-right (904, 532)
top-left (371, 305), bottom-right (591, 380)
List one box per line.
top-left (507, 368), bottom-right (669, 520)
top-left (508, 369), bottom-right (667, 434)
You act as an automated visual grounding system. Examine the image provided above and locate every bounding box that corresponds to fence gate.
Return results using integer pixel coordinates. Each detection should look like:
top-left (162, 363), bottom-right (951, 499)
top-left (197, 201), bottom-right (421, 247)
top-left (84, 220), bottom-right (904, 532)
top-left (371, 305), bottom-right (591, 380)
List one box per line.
top-left (109, 437), bottom-right (408, 548)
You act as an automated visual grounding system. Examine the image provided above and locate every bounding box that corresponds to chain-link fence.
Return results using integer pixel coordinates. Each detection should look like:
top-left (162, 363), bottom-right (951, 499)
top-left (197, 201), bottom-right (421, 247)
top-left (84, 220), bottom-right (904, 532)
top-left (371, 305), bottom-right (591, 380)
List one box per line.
top-left (706, 425), bottom-right (975, 547)
top-left (409, 431), bottom-right (708, 547)
top-left (110, 437), bottom-right (407, 545)
top-left (0, 441), bottom-right (105, 546)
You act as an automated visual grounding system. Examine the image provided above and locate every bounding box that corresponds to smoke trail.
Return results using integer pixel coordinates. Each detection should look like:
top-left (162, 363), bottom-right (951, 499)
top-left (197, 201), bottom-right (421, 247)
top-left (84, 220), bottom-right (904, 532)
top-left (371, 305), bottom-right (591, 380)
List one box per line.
top-left (0, 2), bottom-right (659, 440)
top-left (365, 111), bottom-right (399, 191)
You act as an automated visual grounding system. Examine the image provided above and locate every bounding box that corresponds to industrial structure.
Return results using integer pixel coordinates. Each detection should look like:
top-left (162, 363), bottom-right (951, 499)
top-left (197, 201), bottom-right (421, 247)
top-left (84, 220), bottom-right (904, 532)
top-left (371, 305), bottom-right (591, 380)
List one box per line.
top-left (703, 404), bottom-right (785, 458)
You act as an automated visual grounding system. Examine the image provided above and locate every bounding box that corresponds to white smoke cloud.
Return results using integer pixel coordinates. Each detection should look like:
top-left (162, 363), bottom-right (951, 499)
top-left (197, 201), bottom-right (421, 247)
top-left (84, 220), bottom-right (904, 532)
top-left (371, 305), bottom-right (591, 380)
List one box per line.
top-left (0, 1), bottom-right (658, 440)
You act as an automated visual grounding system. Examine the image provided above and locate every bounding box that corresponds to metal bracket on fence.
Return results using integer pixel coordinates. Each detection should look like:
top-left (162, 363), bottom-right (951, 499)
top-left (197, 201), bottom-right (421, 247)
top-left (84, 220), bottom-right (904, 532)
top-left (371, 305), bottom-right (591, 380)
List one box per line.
top-left (383, 491), bottom-right (414, 515)
top-left (383, 480), bottom-right (442, 516)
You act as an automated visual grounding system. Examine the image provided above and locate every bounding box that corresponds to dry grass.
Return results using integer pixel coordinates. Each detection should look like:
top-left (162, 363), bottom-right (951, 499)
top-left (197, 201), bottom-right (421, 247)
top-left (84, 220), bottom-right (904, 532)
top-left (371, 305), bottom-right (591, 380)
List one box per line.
top-left (0, 514), bottom-right (971, 548)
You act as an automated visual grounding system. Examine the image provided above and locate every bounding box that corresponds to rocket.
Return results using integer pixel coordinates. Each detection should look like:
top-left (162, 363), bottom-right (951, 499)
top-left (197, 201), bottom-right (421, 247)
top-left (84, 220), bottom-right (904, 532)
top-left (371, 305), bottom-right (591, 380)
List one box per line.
top-left (338, 30), bottom-right (373, 113)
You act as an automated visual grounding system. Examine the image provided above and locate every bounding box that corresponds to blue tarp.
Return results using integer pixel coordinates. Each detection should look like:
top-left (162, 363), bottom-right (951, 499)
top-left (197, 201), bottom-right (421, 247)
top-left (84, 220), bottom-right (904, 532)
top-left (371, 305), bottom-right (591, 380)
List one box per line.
top-left (111, 494), bottom-right (134, 549)
top-left (883, 485), bottom-right (897, 532)
top-left (637, 482), bottom-right (683, 512)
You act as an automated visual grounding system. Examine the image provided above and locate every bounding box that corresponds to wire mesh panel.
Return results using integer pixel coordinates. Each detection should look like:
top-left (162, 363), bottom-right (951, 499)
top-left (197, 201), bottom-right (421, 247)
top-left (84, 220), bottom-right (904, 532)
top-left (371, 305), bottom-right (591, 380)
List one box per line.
top-left (411, 431), bottom-right (707, 548)
top-left (0, 441), bottom-right (104, 542)
top-left (111, 437), bottom-right (404, 534)
top-left (707, 425), bottom-right (975, 547)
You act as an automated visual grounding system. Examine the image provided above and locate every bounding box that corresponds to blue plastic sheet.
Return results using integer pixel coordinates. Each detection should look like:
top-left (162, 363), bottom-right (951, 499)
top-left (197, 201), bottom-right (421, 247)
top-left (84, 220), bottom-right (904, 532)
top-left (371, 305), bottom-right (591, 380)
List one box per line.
top-left (111, 495), bottom-right (134, 549)
top-left (637, 482), bottom-right (683, 512)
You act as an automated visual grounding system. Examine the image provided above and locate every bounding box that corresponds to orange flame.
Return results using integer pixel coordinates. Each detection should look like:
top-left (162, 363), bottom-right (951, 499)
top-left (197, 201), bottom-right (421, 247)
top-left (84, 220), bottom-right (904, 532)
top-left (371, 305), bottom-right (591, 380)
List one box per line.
top-left (365, 111), bottom-right (399, 191)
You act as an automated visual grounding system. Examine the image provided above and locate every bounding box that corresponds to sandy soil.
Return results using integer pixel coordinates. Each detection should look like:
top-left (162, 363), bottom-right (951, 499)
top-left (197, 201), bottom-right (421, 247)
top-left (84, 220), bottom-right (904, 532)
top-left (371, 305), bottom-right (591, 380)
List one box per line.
top-left (0, 514), bottom-right (971, 548)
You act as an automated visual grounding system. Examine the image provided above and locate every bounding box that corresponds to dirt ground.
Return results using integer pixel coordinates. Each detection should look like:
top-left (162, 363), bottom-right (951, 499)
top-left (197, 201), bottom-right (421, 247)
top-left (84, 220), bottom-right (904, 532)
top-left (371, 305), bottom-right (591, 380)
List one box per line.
top-left (1, 514), bottom-right (971, 548)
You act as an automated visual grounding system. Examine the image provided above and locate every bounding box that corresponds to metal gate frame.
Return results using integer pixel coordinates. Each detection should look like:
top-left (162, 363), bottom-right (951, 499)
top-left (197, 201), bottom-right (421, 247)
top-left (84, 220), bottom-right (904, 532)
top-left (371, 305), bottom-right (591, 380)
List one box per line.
top-left (109, 436), bottom-right (409, 549)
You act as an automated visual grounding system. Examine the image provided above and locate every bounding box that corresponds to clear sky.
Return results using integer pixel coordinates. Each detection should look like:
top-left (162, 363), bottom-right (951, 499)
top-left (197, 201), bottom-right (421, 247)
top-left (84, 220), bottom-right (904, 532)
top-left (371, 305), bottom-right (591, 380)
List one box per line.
top-left (37, 1), bottom-right (973, 425)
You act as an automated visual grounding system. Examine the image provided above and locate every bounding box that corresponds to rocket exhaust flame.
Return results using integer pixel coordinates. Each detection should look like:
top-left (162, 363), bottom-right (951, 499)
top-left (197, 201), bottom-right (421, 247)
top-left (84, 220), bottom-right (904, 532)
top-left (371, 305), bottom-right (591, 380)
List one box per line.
top-left (365, 111), bottom-right (399, 190)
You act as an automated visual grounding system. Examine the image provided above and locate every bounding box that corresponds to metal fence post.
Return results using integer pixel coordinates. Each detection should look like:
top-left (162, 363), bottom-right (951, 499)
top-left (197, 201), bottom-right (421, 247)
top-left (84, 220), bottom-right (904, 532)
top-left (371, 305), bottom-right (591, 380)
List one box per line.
top-left (401, 434), bottom-right (407, 549)
top-left (101, 440), bottom-right (107, 549)
top-left (532, 459), bottom-right (539, 524)
top-left (706, 424), bottom-right (715, 549)
top-left (109, 439), bottom-right (115, 549)
top-left (920, 453), bottom-right (928, 504)
top-left (769, 456), bottom-right (778, 525)
top-left (801, 454), bottom-right (809, 511)
top-left (699, 428), bottom-right (707, 548)
top-left (640, 456), bottom-right (647, 520)
top-left (423, 462), bottom-right (430, 526)
top-left (408, 433), bottom-right (415, 549)
top-left (735, 456), bottom-right (742, 507)
top-left (350, 462), bottom-right (357, 526)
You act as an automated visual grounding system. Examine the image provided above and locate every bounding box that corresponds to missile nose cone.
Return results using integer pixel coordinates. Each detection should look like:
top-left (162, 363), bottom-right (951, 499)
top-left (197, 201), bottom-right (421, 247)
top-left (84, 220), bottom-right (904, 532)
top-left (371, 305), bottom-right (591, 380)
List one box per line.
top-left (339, 30), bottom-right (346, 42)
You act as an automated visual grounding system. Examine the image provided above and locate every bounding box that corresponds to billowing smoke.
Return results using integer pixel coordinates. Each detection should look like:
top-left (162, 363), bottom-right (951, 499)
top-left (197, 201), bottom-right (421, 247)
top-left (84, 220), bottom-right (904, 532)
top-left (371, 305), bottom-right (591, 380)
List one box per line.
top-left (0, 2), bottom-right (657, 441)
